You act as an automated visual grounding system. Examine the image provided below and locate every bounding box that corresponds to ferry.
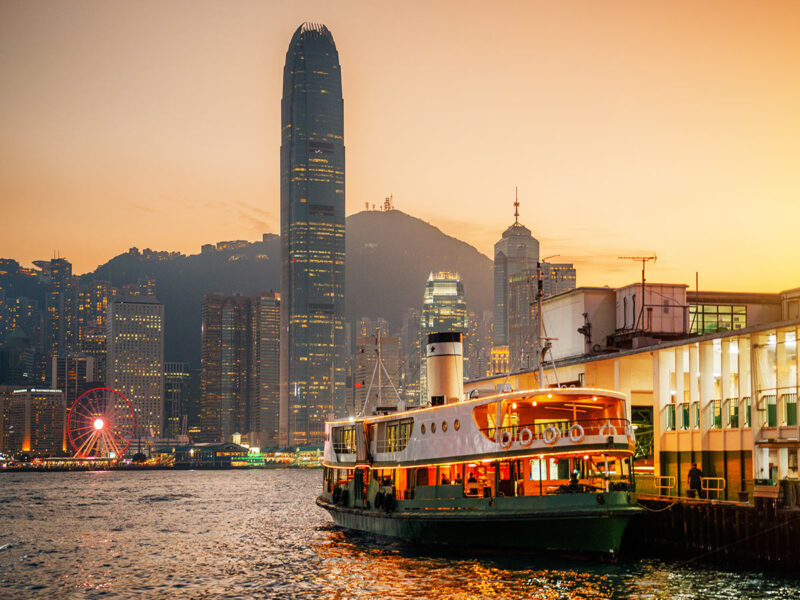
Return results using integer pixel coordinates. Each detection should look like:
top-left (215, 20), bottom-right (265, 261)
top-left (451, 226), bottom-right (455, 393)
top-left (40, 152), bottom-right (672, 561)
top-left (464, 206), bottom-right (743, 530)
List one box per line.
top-left (317, 332), bottom-right (642, 559)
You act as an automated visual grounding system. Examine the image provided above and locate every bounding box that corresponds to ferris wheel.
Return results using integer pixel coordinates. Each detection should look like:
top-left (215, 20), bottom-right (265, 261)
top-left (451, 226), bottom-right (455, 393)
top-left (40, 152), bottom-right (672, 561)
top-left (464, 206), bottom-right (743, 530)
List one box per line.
top-left (67, 387), bottom-right (136, 459)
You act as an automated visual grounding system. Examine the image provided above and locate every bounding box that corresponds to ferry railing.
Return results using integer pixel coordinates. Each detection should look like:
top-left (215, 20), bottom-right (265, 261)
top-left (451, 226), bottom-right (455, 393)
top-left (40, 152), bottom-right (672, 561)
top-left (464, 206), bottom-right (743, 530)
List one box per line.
top-left (481, 418), bottom-right (633, 444)
top-left (701, 476), bottom-right (726, 500)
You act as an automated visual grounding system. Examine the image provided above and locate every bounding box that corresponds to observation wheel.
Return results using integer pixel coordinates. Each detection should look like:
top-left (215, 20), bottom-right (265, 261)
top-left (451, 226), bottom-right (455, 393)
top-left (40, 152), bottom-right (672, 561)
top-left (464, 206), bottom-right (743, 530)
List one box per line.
top-left (67, 387), bottom-right (136, 459)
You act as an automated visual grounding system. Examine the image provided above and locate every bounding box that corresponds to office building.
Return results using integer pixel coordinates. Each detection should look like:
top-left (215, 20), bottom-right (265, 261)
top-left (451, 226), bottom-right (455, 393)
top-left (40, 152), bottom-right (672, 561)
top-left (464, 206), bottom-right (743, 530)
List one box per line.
top-left (164, 362), bottom-right (190, 439)
top-left (35, 258), bottom-right (78, 355)
top-left (106, 297), bottom-right (164, 438)
top-left (4, 388), bottom-right (66, 456)
top-left (280, 23), bottom-right (346, 447)
top-left (199, 292), bottom-right (280, 447)
top-left (493, 198), bottom-right (539, 347)
top-left (51, 353), bottom-right (98, 408)
top-left (420, 272), bottom-right (468, 404)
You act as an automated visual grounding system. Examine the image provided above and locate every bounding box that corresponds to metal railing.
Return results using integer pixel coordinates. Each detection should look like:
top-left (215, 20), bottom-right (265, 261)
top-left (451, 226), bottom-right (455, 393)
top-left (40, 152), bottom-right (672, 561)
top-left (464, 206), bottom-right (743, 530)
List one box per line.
top-left (701, 477), bottom-right (726, 500)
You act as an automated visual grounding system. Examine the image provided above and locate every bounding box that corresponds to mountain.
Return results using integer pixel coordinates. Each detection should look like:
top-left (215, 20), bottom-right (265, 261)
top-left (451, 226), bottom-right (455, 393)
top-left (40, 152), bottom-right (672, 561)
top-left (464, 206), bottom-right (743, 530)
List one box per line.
top-left (26, 210), bottom-right (492, 366)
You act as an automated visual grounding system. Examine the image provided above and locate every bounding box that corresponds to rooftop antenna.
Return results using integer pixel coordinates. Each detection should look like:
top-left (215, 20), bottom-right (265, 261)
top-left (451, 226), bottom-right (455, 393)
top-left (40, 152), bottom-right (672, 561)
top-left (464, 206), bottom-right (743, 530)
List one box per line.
top-left (513, 187), bottom-right (520, 224)
top-left (618, 254), bottom-right (657, 334)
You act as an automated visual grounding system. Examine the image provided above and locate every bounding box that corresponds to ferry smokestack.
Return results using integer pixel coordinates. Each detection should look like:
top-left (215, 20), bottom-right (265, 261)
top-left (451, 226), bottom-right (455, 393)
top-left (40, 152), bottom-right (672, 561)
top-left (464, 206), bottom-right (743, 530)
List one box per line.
top-left (426, 332), bottom-right (463, 406)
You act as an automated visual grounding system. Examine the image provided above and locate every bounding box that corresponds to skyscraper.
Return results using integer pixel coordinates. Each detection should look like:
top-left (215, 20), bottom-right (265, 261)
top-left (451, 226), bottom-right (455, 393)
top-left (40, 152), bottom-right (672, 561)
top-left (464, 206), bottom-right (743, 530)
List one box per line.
top-left (106, 297), bottom-right (164, 438)
top-left (280, 23), bottom-right (345, 447)
top-left (35, 258), bottom-right (78, 355)
top-left (199, 292), bottom-right (280, 447)
top-left (420, 272), bottom-right (468, 404)
top-left (493, 197), bottom-right (539, 347)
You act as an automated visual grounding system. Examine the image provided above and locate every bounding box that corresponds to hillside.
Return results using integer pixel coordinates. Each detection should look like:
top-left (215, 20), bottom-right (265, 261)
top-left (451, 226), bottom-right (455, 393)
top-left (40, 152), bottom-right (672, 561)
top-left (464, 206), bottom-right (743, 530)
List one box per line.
top-left (30, 210), bottom-right (491, 366)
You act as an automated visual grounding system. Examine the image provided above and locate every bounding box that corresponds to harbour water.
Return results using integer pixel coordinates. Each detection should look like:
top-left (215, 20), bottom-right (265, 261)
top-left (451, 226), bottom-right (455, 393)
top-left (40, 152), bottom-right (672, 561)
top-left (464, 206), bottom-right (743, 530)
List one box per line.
top-left (1, 470), bottom-right (798, 599)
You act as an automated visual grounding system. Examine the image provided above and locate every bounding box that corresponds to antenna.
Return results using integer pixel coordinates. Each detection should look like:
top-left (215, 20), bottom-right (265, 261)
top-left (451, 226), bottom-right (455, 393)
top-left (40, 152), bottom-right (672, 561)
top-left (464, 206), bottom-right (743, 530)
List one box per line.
top-left (513, 187), bottom-right (520, 224)
top-left (617, 254), bottom-right (657, 334)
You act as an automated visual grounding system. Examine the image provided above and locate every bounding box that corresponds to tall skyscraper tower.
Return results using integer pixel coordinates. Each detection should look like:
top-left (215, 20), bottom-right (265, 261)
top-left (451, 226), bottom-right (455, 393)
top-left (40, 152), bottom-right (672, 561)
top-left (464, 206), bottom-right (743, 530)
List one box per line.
top-left (280, 23), bottom-right (345, 447)
top-left (106, 297), bottom-right (164, 438)
top-left (493, 195), bottom-right (539, 346)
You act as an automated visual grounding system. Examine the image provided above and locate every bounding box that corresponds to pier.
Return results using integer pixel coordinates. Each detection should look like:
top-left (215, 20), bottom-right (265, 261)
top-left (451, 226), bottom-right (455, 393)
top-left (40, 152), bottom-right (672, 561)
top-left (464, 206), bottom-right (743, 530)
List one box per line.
top-left (625, 493), bottom-right (800, 570)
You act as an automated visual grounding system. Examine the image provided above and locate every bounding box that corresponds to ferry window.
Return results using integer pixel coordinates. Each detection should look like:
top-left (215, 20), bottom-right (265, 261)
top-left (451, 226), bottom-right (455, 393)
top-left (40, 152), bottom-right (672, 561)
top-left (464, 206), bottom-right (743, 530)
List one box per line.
top-left (421, 423), bottom-right (426, 434)
top-left (441, 421), bottom-right (448, 432)
top-left (431, 422), bottom-right (437, 433)
top-left (454, 419), bottom-right (460, 431)
top-left (332, 425), bottom-right (357, 454)
top-left (377, 418), bottom-right (414, 453)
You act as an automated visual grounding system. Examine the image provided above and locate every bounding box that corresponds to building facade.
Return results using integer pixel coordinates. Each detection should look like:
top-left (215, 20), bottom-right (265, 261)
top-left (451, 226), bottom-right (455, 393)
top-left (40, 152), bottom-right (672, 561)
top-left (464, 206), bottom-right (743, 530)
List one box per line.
top-left (493, 204), bottom-right (539, 347)
top-left (5, 388), bottom-right (66, 456)
top-left (280, 23), bottom-right (346, 447)
top-left (106, 297), bottom-right (164, 438)
top-left (420, 272), bottom-right (468, 404)
top-left (199, 292), bottom-right (280, 447)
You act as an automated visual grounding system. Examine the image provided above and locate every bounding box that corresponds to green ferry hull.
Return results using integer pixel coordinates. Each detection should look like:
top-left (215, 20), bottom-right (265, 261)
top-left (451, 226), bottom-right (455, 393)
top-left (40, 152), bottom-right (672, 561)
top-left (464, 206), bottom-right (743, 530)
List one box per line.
top-left (317, 494), bottom-right (640, 559)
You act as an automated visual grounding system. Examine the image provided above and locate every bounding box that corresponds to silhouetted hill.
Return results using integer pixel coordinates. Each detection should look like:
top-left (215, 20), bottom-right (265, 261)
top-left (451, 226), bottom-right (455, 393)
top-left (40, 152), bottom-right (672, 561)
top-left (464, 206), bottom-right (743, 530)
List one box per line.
top-left (62, 210), bottom-right (491, 366)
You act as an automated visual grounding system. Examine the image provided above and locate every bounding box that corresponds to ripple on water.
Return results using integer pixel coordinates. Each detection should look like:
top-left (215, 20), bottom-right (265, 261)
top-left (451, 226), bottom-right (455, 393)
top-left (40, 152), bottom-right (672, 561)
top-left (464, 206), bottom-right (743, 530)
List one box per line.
top-left (1, 470), bottom-right (799, 599)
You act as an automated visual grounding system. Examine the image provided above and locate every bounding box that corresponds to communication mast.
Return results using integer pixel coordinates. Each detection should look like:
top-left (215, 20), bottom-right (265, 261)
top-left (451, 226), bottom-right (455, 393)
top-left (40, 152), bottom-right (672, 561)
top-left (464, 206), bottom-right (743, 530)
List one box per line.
top-left (383, 194), bottom-right (394, 211)
top-left (617, 254), bottom-right (657, 334)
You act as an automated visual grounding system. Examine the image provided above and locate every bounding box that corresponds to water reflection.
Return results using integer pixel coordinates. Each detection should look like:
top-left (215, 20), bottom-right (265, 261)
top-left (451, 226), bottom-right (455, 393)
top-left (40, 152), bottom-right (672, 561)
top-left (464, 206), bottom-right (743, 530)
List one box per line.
top-left (1, 470), bottom-right (798, 599)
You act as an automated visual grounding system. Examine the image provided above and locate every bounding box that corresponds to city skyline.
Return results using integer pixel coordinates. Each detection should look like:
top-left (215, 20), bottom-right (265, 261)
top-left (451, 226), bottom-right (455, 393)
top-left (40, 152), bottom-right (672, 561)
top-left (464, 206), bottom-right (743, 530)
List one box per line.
top-left (1, 2), bottom-right (799, 293)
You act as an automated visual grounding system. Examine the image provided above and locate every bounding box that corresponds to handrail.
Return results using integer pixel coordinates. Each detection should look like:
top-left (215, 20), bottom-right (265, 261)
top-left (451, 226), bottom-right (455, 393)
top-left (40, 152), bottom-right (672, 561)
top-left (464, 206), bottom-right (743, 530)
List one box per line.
top-left (655, 475), bottom-right (676, 495)
top-left (701, 476), bottom-right (726, 500)
top-left (480, 418), bottom-right (632, 444)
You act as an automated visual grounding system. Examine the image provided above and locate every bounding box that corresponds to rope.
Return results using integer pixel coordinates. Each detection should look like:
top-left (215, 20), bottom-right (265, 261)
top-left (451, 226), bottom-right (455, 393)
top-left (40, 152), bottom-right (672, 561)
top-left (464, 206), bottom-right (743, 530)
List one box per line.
top-left (637, 498), bottom-right (681, 513)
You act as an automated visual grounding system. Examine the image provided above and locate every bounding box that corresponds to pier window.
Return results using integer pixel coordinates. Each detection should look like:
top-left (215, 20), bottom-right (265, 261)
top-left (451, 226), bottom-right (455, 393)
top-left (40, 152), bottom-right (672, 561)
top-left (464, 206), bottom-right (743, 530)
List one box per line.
top-left (665, 403), bottom-right (676, 431)
top-left (710, 400), bottom-right (722, 429)
top-left (680, 402), bottom-right (690, 430)
top-left (743, 397), bottom-right (752, 427)
top-left (726, 398), bottom-right (739, 428)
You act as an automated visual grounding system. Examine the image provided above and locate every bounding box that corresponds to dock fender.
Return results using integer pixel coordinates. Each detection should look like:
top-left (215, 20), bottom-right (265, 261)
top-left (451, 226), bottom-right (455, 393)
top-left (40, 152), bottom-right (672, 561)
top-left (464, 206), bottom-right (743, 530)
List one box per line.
top-left (568, 423), bottom-right (584, 443)
top-left (518, 427), bottom-right (534, 447)
top-left (542, 425), bottom-right (559, 445)
top-left (599, 421), bottom-right (617, 437)
top-left (499, 429), bottom-right (513, 449)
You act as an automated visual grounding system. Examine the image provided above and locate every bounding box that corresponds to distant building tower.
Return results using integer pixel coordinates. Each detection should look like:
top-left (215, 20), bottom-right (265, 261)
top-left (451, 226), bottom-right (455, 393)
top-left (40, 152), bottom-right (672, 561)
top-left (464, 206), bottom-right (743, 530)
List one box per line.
top-left (420, 272), bottom-right (468, 404)
top-left (51, 353), bottom-right (98, 408)
top-left (35, 258), bottom-right (78, 356)
top-left (106, 297), bottom-right (164, 438)
top-left (5, 388), bottom-right (66, 456)
top-left (493, 195), bottom-right (539, 347)
top-left (164, 362), bottom-right (190, 439)
top-left (507, 262), bottom-right (577, 372)
top-left (280, 23), bottom-right (346, 448)
top-left (199, 292), bottom-right (280, 447)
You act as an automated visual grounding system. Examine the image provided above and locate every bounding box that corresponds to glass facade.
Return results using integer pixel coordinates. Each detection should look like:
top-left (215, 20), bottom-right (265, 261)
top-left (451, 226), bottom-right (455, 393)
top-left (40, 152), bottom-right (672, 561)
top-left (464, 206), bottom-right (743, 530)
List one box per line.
top-left (280, 24), bottom-right (345, 447)
top-left (689, 304), bottom-right (746, 334)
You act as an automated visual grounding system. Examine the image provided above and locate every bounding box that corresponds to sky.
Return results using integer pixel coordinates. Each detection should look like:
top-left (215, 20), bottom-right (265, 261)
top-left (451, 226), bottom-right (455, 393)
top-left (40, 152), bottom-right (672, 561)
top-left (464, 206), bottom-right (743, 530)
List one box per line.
top-left (1, 1), bottom-right (799, 291)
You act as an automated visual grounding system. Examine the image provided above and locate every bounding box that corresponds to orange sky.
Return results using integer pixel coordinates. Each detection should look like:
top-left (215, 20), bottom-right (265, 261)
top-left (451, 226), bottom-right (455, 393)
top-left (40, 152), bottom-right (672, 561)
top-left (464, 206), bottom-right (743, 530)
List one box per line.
top-left (1, 1), bottom-right (799, 291)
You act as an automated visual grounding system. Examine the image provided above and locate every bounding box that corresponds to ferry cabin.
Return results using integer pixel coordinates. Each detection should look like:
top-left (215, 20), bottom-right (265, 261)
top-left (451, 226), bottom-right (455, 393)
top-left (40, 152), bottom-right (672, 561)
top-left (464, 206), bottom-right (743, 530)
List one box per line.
top-left (321, 388), bottom-right (637, 508)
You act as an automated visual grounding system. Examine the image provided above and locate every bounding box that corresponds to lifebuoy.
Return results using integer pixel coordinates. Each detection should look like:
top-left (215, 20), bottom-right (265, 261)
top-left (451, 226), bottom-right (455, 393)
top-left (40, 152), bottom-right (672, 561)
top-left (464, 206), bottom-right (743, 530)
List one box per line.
top-left (542, 425), bottom-right (559, 445)
top-left (518, 427), bottom-right (533, 447)
top-left (568, 423), bottom-right (585, 443)
top-left (599, 421), bottom-right (618, 437)
top-left (499, 429), bottom-right (513, 449)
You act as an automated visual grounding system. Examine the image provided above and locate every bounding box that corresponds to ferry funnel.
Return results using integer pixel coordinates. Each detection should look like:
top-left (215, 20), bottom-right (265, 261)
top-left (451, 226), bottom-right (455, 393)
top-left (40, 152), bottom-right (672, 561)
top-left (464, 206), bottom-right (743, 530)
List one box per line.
top-left (426, 332), bottom-right (464, 406)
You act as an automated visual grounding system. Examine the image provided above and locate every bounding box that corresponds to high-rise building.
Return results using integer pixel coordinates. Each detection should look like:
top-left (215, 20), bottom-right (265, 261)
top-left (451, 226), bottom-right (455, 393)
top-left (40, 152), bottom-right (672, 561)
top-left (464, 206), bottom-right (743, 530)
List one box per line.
top-left (354, 334), bottom-right (401, 415)
top-left (420, 272), bottom-right (468, 404)
top-left (51, 353), bottom-right (98, 408)
top-left (5, 388), bottom-right (66, 456)
top-left (164, 362), bottom-right (190, 439)
top-left (493, 199), bottom-right (539, 347)
top-left (507, 262), bottom-right (577, 372)
top-left (106, 297), bottom-right (164, 438)
top-left (199, 292), bottom-right (280, 447)
top-left (280, 23), bottom-right (346, 447)
top-left (35, 258), bottom-right (78, 355)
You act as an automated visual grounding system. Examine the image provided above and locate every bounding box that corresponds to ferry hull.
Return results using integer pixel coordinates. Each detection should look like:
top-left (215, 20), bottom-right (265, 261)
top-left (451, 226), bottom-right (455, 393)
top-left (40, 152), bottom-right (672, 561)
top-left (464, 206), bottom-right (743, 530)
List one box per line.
top-left (317, 496), bottom-right (637, 559)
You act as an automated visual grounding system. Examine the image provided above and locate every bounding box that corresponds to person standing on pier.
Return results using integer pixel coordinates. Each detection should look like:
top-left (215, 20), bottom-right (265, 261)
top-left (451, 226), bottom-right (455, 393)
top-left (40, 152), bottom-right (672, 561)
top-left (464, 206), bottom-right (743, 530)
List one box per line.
top-left (688, 462), bottom-right (704, 499)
